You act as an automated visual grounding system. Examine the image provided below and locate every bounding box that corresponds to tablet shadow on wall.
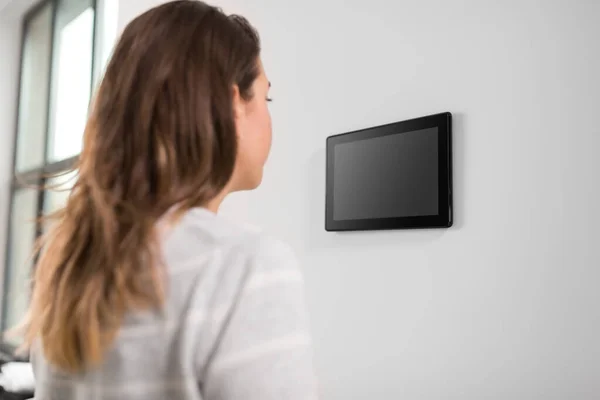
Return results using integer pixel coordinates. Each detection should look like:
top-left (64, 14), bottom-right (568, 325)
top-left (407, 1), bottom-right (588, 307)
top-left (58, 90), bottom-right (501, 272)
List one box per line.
top-left (305, 112), bottom-right (466, 250)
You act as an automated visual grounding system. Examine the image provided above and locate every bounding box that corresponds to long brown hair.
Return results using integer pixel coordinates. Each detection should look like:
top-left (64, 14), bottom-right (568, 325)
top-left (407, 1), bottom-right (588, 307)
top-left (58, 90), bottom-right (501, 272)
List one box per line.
top-left (18, 0), bottom-right (261, 372)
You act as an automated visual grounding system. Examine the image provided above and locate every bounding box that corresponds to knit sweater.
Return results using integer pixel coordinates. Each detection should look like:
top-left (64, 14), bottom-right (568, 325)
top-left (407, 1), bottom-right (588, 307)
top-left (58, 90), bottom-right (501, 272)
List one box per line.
top-left (31, 208), bottom-right (318, 400)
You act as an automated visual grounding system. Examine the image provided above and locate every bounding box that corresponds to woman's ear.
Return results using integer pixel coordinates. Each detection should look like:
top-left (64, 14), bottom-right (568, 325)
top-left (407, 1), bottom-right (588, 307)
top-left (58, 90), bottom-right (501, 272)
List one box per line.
top-left (232, 85), bottom-right (246, 142)
top-left (232, 85), bottom-right (244, 120)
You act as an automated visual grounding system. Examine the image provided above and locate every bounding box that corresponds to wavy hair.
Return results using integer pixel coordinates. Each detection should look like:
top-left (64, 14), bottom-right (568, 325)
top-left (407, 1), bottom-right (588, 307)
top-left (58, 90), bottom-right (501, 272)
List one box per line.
top-left (16, 0), bottom-right (261, 372)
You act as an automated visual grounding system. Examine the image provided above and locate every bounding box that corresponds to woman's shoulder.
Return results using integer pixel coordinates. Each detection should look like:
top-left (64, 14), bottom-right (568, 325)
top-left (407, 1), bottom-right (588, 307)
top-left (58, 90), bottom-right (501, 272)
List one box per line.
top-left (244, 231), bottom-right (295, 257)
top-left (170, 208), bottom-right (298, 271)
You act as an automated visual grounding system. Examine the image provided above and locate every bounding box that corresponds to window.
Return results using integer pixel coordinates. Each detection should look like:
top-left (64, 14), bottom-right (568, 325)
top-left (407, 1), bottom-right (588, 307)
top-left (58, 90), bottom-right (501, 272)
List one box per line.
top-left (1, 0), bottom-right (116, 354)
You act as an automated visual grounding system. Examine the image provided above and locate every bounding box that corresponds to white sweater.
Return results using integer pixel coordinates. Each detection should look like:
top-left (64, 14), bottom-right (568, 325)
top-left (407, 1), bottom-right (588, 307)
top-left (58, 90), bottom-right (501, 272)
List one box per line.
top-left (32, 208), bottom-right (319, 400)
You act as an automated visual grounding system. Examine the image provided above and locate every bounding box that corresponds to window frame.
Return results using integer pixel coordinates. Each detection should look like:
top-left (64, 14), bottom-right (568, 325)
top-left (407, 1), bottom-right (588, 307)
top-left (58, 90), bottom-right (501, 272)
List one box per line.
top-left (0, 0), bottom-right (99, 358)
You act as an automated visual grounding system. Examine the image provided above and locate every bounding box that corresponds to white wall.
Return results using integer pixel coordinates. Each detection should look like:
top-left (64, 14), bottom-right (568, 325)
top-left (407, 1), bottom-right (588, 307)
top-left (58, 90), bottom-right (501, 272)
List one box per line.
top-left (119, 1), bottom-right (600, 399)
top-left (0, 0), bottom-right (39, 19)
top-left (0, 12), bottom-right (19, 290)
top-left (0, 13), bottom-right (22, 312)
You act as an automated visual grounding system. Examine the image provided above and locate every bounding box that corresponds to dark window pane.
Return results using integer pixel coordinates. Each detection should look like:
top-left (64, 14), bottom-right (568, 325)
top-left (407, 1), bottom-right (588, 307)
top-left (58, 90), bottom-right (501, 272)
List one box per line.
top-left (15, 3), bottom-right (53, 172)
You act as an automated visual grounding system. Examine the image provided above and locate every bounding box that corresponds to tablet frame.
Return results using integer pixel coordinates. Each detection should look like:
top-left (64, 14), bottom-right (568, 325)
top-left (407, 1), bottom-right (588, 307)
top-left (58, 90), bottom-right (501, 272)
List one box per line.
top-left (325, 112), bottom-right (453, 232)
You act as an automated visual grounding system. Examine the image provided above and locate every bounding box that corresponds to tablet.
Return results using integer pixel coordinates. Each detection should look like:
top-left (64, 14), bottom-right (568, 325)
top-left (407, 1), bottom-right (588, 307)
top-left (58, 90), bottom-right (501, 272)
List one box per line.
top-left (325, 112), bottom-right (452, 231)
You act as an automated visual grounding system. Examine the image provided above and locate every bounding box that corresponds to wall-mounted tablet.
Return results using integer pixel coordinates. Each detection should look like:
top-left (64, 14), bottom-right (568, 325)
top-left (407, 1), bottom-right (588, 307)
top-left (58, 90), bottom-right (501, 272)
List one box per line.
top-left (326, 112), bottom-right (452, 232)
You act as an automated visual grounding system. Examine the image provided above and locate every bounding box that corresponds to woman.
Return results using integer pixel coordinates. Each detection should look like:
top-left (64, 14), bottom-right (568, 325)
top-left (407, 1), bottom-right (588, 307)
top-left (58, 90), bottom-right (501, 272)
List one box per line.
top-left (20, 1), bottom-right (318, 399)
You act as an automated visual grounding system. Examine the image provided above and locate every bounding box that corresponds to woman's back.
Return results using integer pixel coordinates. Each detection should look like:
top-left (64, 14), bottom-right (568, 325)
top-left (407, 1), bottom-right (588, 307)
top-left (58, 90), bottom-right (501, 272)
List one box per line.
top-left (32, 208), bottom-right (317, 399)
top-left (18, 1), bottom-right (318, 397)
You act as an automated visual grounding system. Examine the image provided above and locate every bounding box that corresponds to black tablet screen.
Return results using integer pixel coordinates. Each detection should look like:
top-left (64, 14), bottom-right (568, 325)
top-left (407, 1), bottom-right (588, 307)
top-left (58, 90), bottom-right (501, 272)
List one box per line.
top-left (333, 127), bottom-right (439, 221)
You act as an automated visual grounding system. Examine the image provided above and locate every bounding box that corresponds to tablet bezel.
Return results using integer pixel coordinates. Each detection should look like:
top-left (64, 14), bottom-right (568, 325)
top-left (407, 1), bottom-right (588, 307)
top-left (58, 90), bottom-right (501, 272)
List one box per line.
top-left (325, 112), bottom-right (453, 232)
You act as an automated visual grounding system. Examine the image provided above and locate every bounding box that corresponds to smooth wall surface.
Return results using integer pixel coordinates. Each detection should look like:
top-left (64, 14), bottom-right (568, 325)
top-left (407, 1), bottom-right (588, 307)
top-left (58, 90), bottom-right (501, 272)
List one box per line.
top-left (4, 0), bottom-right (597, 399)
top-left (0, 14), bottom-right (22, 313)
